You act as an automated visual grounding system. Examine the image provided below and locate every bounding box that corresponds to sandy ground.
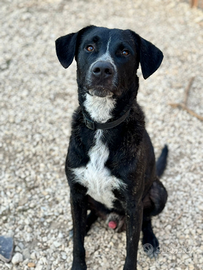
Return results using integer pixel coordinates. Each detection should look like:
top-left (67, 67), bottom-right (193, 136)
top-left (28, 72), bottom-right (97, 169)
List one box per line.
top-left (0, 0), bottom-right (203, 269)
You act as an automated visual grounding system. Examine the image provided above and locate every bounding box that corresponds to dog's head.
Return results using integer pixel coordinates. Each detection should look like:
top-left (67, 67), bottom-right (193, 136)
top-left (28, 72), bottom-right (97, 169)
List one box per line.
top-left (55, 26), bottom-right (163, 98)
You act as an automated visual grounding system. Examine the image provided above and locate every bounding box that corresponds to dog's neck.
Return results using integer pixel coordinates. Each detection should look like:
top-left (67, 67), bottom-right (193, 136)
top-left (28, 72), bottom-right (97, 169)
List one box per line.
top-left (83, 93), bottom-right (116, 123)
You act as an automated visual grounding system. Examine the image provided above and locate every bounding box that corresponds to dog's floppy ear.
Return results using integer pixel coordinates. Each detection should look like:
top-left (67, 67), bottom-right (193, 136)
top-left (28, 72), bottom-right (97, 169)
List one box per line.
top-left (139, 37), bottom-right (163, 79)
top-left (55, 25), bottom-right (95, 69)
top-left (130, 31), bottom-right (163, 79)
top-left (55, 32), bottom-right (78, 69)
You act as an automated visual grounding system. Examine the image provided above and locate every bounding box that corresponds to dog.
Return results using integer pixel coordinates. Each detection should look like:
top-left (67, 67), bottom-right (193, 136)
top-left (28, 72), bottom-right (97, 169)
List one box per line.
top-left (55, 25), bottom-right (168, 270)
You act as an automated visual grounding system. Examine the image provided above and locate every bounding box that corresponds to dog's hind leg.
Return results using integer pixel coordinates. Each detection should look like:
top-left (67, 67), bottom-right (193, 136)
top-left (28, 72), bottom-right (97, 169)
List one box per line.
top-left (142, 217), bottom-right (159, 258)
top-left (142, 179), bottom-right (168, 257)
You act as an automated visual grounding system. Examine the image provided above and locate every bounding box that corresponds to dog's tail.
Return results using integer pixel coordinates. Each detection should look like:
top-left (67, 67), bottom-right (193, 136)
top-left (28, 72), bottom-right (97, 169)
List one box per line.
top-left (156, 145), bottom-right (168, 178)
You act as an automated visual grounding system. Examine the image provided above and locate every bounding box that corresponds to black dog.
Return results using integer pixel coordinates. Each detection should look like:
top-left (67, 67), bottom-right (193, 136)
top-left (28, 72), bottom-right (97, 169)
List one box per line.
top-left (55, 25), bottom-right (168, 270)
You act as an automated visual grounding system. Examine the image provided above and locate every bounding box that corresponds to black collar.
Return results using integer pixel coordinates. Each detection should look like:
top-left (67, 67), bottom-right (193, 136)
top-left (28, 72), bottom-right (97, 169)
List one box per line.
top-left (82, 109), bottom-right (131, 130)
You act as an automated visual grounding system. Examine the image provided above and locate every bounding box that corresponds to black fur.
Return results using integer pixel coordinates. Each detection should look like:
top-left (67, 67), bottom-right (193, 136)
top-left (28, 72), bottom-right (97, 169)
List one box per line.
top-left (55, 25), bottom-right (168, 270)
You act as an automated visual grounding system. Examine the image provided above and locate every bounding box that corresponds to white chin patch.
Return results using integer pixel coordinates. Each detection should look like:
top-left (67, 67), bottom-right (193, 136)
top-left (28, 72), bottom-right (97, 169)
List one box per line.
top-left (84, 93), bottom-right (116, 123)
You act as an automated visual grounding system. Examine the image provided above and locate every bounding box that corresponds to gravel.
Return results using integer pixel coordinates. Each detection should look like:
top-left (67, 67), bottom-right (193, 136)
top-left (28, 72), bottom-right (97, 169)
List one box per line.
top-left (0, 0), bottom-right (203, 269)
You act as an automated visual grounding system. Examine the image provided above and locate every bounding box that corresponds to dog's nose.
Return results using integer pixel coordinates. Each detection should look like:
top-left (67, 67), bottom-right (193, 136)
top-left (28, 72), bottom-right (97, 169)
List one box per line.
top-left (92, 61), bottom-right (114, 79)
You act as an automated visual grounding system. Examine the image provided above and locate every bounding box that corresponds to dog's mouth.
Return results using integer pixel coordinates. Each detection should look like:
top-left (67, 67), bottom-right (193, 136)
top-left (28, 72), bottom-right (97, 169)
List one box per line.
top-left (86, 87), bottom-right (114, 98)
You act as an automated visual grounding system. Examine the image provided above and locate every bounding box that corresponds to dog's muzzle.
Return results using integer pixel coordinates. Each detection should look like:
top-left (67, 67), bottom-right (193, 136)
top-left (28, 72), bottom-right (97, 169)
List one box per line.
top-left (87, 61), bottom-right (116, 97)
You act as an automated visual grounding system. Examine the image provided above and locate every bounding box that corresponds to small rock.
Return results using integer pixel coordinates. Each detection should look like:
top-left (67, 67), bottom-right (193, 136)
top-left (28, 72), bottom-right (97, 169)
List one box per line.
top-left (18, 242), bottom-right (24, 250)
top-left (28, 262), bottom-right (36, 267)
top-left (61, 252), bottom-right (67, 260)
top-left (15, 246), bottom-right (21, 252)
top-left (24, 233), bottom-right (32, 242)
top-left (198, 205), bottom-right (203, 211)
top-left (42, 237), bottom-right (47, 242)
top-left (30, 252), bottom-right (37, 260)
top-left (35, 264), bottom-right (43, 270)
top-left (58, 232), bottom-right (63, 238)
top-left (12, 252), bottom-right (23, 264)
top-left (23, 248), bottom-right (30, 259)
top-left (0, 236), bottom-right (14, 263)
top-left (54, 241), bottom-right (61, 248)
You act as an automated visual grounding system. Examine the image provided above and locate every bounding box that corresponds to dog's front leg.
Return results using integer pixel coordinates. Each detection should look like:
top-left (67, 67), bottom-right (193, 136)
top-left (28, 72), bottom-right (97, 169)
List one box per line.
top-left (124, 196), bottom-right (143, 270)
top-left (70, 184), bottom-right (87, 270)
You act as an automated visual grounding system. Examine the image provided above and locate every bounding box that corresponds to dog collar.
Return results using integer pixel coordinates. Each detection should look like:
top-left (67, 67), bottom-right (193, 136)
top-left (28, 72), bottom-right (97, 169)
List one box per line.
top-left (82, 109), bottom-right (131, 130)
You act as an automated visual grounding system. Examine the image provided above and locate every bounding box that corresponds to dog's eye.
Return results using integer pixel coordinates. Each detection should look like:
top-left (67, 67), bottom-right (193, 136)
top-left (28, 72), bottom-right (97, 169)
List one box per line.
top-left (86, 45), bottom-right (95, 52)
top-left (122, 50), bottom-right (130, 56)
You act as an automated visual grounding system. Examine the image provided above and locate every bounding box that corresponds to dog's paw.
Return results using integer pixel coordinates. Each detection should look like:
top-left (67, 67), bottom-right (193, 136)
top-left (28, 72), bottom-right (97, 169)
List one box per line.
top-left (142, 234), bottom-right (160, 258)
top-left (143, 243), bottom-right (160, 258)
top-left (71, 259), bottom-right (87, 270)
top-left (71, 263), bottom-right (87, 270)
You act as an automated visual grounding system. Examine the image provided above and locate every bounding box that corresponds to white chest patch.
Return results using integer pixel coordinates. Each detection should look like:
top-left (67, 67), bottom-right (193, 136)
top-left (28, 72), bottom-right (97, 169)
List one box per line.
top-left (71, 93), bottom-right (125, 208)
top-left (72, 130), bottom-right (124, 209)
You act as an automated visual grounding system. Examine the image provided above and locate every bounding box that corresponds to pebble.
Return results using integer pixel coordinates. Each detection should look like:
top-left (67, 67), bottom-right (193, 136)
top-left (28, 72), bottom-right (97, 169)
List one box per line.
top-left (30, 252), bottom-right (37, 260)
top-left (35, 265), bottom-right (43, 270)
top-left (54, 241), bottom-right (61, 248)
top-left (28, 262), bottom-right (36, 267)
top-left (18, 243), bottom-right (24, 250)
top-left (15, 246), bottom-right (21, 253)
top-left (198, 205), bottom-right (203, 211)
top-left (12, 253), bottom-right (23, 264)
top-left (61, 252), bottom-right (67, 260)
top-left (23, 248), bottom-right (30, 259)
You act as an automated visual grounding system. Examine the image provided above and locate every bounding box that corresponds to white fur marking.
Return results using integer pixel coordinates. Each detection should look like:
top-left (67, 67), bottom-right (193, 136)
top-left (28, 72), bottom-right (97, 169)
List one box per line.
top-left (72, 130), bottom-right (125, 209)
top-left (88, 37), bottom-right (117, 76)
top-left (84, 93), bottom-right (116, 123)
